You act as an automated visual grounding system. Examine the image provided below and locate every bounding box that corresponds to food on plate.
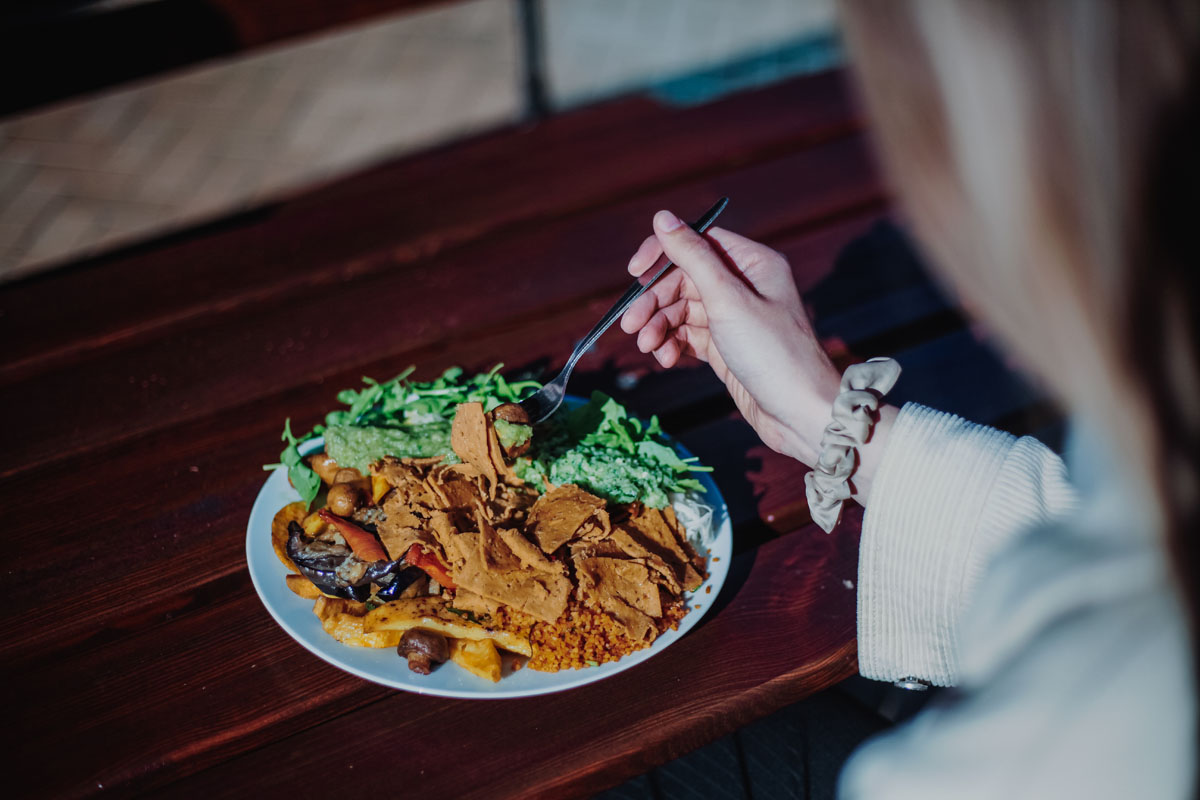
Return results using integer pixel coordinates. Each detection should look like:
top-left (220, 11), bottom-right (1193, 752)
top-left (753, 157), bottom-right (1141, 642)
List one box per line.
top-left (397, 629), bottom-right (450, 674)
top-left (264, 366), bottom-right (714, 682)
top-left (448, 637), bottom-right (501, 682)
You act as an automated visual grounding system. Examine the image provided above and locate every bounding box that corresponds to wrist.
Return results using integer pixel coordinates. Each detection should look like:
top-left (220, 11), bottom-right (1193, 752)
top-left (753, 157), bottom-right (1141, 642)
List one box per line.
top-left (850, 403), bottom-right (898, 503)
top-left (798, 357), bottom-right (903, 531)
top-left (781, 369), bottom-right (842, 468)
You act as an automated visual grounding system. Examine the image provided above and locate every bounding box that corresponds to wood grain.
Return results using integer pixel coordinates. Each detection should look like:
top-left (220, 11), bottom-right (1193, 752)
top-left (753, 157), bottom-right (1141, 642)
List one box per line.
top-left (6, 514), bottom-right (861, 799)
top-left (0, 68), bottom-right (1023, 800)
top-left (162, 516), bottom-right (861, 800)
top-left (0, 135), bottom-right (882, 478)
top-left (0, 71), bottom-right (858, 378)
top-left (0, 209), bottom-right (890, 671)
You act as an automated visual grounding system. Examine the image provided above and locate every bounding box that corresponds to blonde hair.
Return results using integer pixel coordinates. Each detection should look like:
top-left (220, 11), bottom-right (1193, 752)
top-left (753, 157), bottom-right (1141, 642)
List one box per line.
top-left (840, 0), bottom-right (1200, 763)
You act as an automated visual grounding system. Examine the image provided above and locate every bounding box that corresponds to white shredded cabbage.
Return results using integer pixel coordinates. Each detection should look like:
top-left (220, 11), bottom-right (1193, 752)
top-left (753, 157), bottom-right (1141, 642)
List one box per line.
top-left (670, 490), bottom-right (714, 555)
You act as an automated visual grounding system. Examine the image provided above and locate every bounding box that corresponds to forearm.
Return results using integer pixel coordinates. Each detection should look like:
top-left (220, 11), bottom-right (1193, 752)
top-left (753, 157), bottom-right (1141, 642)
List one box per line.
top-left (855, 404), bottom-right (1078, 685)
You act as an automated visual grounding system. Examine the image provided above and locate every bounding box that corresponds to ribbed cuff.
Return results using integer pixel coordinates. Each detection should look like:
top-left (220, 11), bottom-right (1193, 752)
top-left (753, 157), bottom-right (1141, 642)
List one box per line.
top-left (857, 404), bottom-right (1023, 687)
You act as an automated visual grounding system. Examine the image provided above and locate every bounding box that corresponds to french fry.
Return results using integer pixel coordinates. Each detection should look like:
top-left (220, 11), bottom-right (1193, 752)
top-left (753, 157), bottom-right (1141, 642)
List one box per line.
top-left (271, 502), bottom-right (307, 572)
top-left (313, 596), bottom-right (368, 620)
top-left (449, 637), bottom-right (501, 682)
top-left (285, 574), bottom-right (323, 599)
top-left (364, 597), bottom-right (532, 657)
top-left (322, 613), bottom-right (402, 648)
top-left (311, 596), bottom-right (400, 647)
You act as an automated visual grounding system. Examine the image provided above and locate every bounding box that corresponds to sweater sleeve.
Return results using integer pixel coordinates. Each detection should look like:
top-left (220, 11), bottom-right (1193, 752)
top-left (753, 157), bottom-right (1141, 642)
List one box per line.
top-left (856, 403), bottom-right (1077, 686)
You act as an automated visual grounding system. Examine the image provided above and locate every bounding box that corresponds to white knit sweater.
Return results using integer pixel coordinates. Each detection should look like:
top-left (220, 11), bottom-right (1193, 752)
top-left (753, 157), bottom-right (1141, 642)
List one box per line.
top-left (840, 404), bottom-right (1195, 799)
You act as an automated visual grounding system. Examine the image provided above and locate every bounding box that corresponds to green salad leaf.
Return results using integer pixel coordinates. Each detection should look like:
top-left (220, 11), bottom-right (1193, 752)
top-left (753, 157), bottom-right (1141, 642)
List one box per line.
top-left (266, 365), bottom-right (539, 507)
top-left (268, 418), bottom-right (322, 509)
top-left (266, 371), bottom-right (710, 510)
top-left (515, 390), bottom-right (711, 508)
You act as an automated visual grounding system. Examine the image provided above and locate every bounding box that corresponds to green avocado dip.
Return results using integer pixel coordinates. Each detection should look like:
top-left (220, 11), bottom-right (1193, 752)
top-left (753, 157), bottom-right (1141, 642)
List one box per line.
top-left (323, 422), bottom-right (454, 473)
top-left (493, 419), bottom-right (532, 450)
top-left (268, 366), bottom-right (710, 510)
top-left (511, 392), bottom-right (708, 508)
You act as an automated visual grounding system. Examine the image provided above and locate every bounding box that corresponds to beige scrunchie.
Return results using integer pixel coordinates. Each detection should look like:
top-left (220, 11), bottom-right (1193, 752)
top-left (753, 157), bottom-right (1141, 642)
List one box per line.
top-left (804, 357), bottom-right (901, 532)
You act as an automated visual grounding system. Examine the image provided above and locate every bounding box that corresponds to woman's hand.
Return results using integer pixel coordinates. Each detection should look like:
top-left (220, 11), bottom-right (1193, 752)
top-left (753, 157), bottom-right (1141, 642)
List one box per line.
top-left (620, 210), bottom-right (843, 467)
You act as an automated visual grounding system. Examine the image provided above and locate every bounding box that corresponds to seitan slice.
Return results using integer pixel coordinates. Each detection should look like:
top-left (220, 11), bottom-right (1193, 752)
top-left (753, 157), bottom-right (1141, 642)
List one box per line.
top-left (427, 463), bottom-right (487, 512)
top-left (448, 589), bottom-right (503, 620)
top-left (381, 489), bottom-right (427, 530)
top-left (621, 505), bottom-right (705, 592)
top-left (372, 457), bottom-right (438, 508)
top-left (450, 401), bottom-right (520, 497)
top-left (498, 527), bottom-right (565, 576)
top-left (450, 518), bottom-right (571, 623)
top-left (604, 528), bottom-right (684, 595)
top-left (451, 402), bottom-right (499, 495)
top-left (569, 537), bottom-right (627, 562)
top-left (526, 484), bottom-right (607, 553)
top-left (574, 556), bottom-right (662, 642)
top-left (376, 522), bottom-right (429, 562)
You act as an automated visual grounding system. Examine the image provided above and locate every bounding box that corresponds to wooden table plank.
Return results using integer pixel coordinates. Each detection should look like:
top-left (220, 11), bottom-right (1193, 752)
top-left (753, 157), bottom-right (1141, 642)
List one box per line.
top-left (0, 62), bottom-right (1048, 800)
top-left (1, 135), bottom-right (883, 478)
top-left (0, 210), bottom-right (885, 670)
top-left (161, 517), bottom-right (860, 800)
top-left (0, 71), bottom-right (859, 377)
top-left (1, 1), bottom-right (457, 116)
top-left (7, 511), bottom-right (860, 799)
top-left (5, 315), bottom-right (1038, 796)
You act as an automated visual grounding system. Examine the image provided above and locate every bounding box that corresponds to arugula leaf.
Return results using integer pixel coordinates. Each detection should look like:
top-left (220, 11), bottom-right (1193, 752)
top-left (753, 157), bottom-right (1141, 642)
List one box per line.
top-left (267, 365), bottom-right (542, 500)
top-left (538, 391), bottom-right (713, 505)
top-left (280, 418), bottom-right (321, 509)
top-left (267, 369), bottom-right (712, 510)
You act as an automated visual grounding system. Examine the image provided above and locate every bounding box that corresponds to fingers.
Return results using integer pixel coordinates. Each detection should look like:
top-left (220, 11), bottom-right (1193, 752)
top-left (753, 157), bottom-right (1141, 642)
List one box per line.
top-left (653, 323), bottom-right (711, 367)
top-left (652, 338), bottom-right (681, 368)
top-left (652, 210), bottom-right (745, 303)
top-left (707, 226), bottom-right (797, 300)
top-left (627, 234), bottom-right (664, 278)
top-left (705, 226), bottom-right (761, 253)
top-left (620, 291), bottom-right (657, 334)
top-left (636, 298), bottom-right (688, 353)
top-left (619, 269), bottom-right (688, 333)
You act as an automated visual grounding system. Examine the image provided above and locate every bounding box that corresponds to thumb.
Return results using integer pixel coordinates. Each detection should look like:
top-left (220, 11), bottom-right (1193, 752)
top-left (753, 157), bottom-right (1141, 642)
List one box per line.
top-left (653, 210), bottom-right (746, 305)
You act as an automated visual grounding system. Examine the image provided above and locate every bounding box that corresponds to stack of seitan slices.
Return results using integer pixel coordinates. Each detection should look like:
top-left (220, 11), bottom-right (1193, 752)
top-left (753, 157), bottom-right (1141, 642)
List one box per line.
top-left (369, 401), bottom-right (706, 646)
top-left (569, 504), bottom-right (705, 642)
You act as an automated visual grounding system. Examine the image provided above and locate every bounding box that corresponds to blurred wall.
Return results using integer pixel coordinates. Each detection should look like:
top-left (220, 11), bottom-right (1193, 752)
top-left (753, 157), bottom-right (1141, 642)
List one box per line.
top-left (0, 0), bottom-right (838, 282)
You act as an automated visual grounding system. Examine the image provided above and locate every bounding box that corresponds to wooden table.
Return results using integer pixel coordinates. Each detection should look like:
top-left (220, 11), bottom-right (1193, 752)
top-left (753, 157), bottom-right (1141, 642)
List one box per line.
top-left (1, 70), bottom-right (1052, 798)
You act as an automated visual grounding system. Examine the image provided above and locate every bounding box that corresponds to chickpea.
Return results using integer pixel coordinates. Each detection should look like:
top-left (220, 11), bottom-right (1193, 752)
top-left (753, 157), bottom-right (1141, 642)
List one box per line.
top-left (308, 453), bottom-right (341, 484)
top-left (333, 467), bottom-right (363, 485)
top-left (326, 482), bottom-right (363, 516)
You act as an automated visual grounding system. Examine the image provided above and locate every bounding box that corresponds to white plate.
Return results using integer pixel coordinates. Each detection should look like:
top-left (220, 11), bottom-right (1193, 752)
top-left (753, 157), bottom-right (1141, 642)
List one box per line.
top-left (246, 433), bottom-right (733, 698)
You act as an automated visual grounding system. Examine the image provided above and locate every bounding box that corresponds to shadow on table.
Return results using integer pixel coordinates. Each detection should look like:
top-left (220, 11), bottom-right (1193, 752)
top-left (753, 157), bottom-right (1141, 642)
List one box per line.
top-left (808, 220), bottom-right (1065, 450)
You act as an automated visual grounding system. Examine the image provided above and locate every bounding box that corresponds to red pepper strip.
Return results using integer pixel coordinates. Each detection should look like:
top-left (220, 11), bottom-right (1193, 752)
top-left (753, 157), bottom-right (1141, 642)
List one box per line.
top-left (405, 544), bottom-right (457, 590)
top-left (317, 509), bottom-right (389, 562)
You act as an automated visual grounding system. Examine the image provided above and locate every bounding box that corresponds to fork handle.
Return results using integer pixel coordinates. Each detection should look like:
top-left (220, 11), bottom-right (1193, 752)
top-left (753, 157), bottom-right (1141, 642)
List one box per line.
top-left (565, 197), bottom-right (729, 372)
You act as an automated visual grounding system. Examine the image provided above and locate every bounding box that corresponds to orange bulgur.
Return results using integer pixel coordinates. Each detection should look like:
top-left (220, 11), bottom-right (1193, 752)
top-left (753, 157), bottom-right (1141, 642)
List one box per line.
top-left (491, 598), bottom-right (688, 671)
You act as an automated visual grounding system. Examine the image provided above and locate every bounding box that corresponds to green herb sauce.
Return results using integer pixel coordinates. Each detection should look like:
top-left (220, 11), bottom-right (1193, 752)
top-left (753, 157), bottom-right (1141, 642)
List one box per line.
top-left (324, 422), bottom-right (453, 473)
top-left (493, 419), bottom-right (532, 450)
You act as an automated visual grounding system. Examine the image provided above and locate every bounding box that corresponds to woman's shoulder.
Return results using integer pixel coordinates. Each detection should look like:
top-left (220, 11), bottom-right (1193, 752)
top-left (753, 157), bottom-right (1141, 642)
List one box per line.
top-left (960, 467), bottom-right (1193, 796)
top-left (846, 496), bottom-right (1195, 798)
